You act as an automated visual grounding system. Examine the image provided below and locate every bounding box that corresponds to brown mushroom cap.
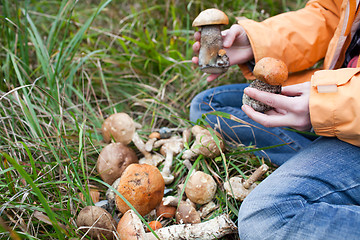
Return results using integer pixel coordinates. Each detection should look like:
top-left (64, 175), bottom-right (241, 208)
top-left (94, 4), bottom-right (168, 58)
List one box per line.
top-left (156, 200), bottom-right (177, 219)
top-left (192, 8), bottom-right (229, 27)
top-left (76, 206), bottom-right (116, 240)
top-left (97, 142), bottom-right (138, 185)
top-left (101, 112), bottom-right (135, 144)
top-left (185, 171), bottom-right (217, 204)
top-left (253, 57), bottom-right (288, 85)
top-left (175, 201), bottom-right (201, 224)
top-left (116, 164), bottom-right (165, 216)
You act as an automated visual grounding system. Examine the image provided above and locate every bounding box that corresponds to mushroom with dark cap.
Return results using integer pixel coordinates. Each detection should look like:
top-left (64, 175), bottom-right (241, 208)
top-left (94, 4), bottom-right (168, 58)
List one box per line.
top-left (76, 206), bottom-right (117, 240)
top-left (193, 8), bottom-right (230, 74)
top-left (97, 142), bottom-right (138, 185)
top-left (242, 57), bottom-right (288, 112)
top-left (115, 163), bottom-right (165, 216)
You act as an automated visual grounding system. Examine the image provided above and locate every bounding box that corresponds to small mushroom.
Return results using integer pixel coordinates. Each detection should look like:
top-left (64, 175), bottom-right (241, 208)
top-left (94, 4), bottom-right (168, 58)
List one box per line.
top-left (158, 136), bottom-right (184, 184)
top-left (146, 221), bottom-right (162, 232)
top-left (185, 171), bottom-right (217, 205)
top-left (115, 163), bottom-right (165, 216)
top-left (156, 200), bottom-right (177, 219)
top-left (193, 9), bottom-right (230, 74)
top-left (199, 201), bottom-right (217, 219)
top-left (97, 142), bottom-right (138, 185)
top-left (76, 206), bottom-right (117, 240)
top-left (182, 126), bottom-right (225, 160)
top-left (117, 209), bottom-right (237, 240)
top-left (145, 132), bottom-right (161, 152)
top-left (134, 132), bottom-right (165, 166)
top-left (175, 201), bottom-right (201, 224)
top-left (242, 57), bottom-right (288, 112)
top-left (224, 164), bottom-right (269, 201)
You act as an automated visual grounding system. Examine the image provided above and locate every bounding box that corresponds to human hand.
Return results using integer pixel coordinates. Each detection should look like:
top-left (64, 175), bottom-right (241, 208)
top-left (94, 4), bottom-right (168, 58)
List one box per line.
top-left (192, 24), bottom-right (254, 82)
top-left (241, 82), bottom-right (312, 131)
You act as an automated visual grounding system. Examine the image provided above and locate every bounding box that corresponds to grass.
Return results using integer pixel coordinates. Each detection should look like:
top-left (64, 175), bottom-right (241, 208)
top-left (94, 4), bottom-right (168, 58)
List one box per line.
top-left (0, 0), bottom-right (306, 239)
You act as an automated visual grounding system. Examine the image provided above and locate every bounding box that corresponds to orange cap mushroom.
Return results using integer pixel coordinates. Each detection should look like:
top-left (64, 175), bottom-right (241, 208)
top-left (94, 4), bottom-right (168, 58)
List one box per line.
top-left (115, 164), bottom-right (165, 216)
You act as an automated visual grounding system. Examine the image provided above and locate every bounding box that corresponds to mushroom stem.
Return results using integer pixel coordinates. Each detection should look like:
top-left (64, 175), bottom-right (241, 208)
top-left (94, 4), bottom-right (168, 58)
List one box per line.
top-left (242, 79), bottom-right (281, 112)
top-left (243, 164), bottom-right (269, 189)
top-left (118, 210), bottom-right (237, 240)
top-left (161, 150), bottom-right (175, 184)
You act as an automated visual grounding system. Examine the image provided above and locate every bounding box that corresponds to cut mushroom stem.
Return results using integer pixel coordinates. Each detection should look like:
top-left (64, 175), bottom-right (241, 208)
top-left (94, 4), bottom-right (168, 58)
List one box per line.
top-left (243, 164), bottom-right (269, 189)
top-left (117, 209), bottom-right (237, 240)
top-left (133, 132), bottom-right (164, 166)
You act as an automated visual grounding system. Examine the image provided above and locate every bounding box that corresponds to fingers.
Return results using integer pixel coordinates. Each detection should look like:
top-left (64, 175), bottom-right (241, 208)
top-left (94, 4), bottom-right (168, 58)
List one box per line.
top-left (242, 104), bottom-right (289, 128)
top-left (192, 41), bottom-right (200, 53)
top-left (281, 82), bottom-right (310, 96)
top-left (206, 74), bottom-right (221, 82)
top-left (244, 87), bottom-right (295, 111)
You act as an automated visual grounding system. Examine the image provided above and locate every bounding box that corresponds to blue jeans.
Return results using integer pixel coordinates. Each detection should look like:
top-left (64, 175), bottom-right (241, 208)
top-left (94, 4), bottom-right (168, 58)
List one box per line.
top-left (190, 84), bottom-right (360, 239)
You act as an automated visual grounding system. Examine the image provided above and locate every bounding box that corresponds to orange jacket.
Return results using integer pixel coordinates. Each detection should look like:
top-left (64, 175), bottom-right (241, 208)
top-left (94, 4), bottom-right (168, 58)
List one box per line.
top-left (237, 0), bottom-right (360, 147)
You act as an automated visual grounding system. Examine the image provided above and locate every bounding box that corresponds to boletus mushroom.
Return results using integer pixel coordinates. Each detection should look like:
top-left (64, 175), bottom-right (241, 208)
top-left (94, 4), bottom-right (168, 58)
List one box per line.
top-left (193, 8), bottom-right (230, 74)
top-left (97, 142), bottom-right (138, 185)
top-left (76, 206), bottom-right (117, 240)
top-left (115, 163), bottom-right (165, 216)
top-left (101, 112), bottom-right (137, 144)
top-left (185, 171), bottom-right (217, 205)
top-left (242, 57), bottom-right (288, 112)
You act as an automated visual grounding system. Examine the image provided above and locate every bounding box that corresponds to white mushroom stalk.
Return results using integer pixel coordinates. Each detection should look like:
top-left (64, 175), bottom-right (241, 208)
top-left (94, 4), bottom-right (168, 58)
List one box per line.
top-left (117, 209), bottom-right (237, 240)
top-left (224, 164), bottom-right (269, 201)
top-left (154, 136), bottom-right (184, 184)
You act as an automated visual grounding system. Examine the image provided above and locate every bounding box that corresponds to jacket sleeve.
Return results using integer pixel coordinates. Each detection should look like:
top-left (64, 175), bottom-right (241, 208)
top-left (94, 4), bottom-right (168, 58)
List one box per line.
top-left (310, 68), bottom-right (360, 147)
top-left (237, 0), bottom-right (342, 73)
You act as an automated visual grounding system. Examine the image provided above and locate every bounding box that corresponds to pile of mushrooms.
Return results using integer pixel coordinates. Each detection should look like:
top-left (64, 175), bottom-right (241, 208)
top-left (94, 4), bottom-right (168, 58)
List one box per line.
top-left (76, 111), bottom-right (241, 239)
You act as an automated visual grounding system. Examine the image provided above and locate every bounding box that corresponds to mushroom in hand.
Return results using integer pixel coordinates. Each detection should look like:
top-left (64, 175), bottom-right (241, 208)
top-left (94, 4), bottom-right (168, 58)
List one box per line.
top-left (193, 8), bottom-right (230, 74)
top-left (242, 57), bottom-right (288, 112)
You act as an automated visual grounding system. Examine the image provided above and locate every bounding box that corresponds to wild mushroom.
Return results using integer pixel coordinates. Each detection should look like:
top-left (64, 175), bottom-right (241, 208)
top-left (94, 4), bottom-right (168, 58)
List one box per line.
top-left (96, 142), bottom-right (138, 185)
top-left (175, 201), bottom-right (201, 224)
top-left (156, 200), bottom-right (177, 219)
top-left (182, 125), bottom-right (225, 160)
top-left (199, 201), bottom-right (217, 219)
top-left (115, 163), bottom-right (165, 216)
top-left (224, 164), bottom-right (269, 201)
top-left (185, 170), bottom-right (217, 205)
top-left (101, 112), bottom-right (138, 144)
top-left (242, 57), bottom-right (288, 112)
top-left (117, 209), bottom-right (237, 240)
top-left (134, 132), bottom-right (165, 166)
top-left (145, 132), bottom-right (161, 152)
top-left (76, 206), bottom-right (117, 240)
top-left (156, 136), bottom-right (184, 184)
top-left (101, 113), bottom-right (163, 166)
top-left (193, 8), bottom-right (230, 74)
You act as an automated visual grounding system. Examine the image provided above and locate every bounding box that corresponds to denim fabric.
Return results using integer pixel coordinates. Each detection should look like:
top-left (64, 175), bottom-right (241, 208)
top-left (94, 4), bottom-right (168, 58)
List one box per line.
top-left (190, 84), bottom-right (360, 239)
top-left (238, 137), bottom-right (360, 239)
top-left (190, 84), bottom-right (314, 166)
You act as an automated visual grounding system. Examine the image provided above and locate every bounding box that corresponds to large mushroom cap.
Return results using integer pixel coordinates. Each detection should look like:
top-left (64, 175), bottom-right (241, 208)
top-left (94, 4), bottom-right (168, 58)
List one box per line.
top-left (192, 8), bottom-right (229, 27)
top-left (76, 206), bottom-right (116, 240)
top-left (97, 142), bottom-right (138, 185)
top-left (185, 171), bottom-right (217, 204)
top-left (101, 112), bottom-right (135, 144)
top-left (116, 164), bottom-right (165, 216)
top-left (253, 57), bottom-right (288, 85)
